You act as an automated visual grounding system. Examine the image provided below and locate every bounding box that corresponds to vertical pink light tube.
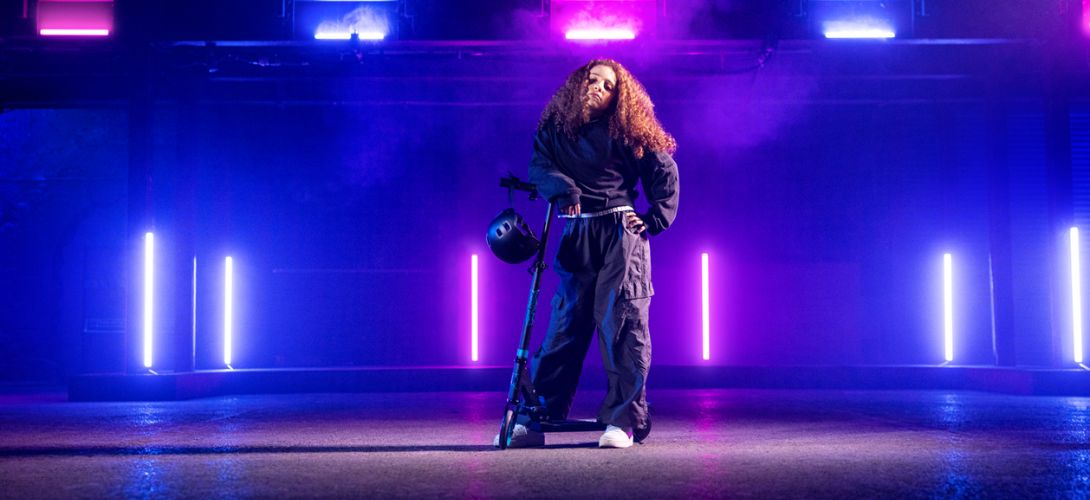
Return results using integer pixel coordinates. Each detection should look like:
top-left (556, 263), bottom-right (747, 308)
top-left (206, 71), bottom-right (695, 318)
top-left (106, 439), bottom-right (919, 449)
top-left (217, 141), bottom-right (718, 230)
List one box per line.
top-left (701, 253), bottom-right (710, 361)
top-left (471, 254), bottom-right (479, 362)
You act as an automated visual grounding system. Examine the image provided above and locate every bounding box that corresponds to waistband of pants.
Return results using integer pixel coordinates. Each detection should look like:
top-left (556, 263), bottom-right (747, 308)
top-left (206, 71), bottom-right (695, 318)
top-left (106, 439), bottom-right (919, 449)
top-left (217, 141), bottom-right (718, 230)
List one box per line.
top-left (558, 205), bottom-right (635, 219)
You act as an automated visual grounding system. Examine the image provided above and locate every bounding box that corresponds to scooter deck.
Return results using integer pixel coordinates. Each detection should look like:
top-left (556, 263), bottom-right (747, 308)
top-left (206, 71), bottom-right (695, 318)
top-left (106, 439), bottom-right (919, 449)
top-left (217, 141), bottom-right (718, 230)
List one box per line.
top-left (531, 419), bottom-right (607, 433)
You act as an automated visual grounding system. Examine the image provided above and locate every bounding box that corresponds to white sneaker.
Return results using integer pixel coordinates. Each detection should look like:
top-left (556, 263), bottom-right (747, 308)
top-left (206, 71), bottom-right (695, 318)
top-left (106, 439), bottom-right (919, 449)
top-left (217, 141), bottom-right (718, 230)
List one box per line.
top-left (493, 423), bottom-right (545, 448)
top-left (598, 425), bottom-right (634, 448)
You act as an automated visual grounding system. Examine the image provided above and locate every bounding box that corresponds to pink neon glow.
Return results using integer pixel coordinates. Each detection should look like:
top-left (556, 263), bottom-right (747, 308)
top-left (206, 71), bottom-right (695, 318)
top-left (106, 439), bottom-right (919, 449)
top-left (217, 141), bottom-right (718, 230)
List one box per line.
top-left (37, 0), bottom-right (114, 35)
top-left (1084, 0), bottom-right (1090, 35)
top-left (565, 28), bottom-right (636, 40)
top-left (551, 0), bottom-right (653, 41)
top-left (701, 253), bottom-right (710, 361)
top-left (471, 254), bottom-right (479, 362)
top-left (40, 28), bottom-right (109, 36)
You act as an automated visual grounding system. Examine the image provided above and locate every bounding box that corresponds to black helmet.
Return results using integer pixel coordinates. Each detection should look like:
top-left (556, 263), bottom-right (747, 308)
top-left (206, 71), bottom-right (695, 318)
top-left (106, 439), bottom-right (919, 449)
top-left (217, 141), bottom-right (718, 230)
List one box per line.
top-left (487, 208), bottom-right (540, 264)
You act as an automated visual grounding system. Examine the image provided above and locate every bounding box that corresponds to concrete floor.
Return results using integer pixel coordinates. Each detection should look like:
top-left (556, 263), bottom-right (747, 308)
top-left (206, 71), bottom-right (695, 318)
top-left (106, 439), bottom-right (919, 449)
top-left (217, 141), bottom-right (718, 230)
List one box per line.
top-left (1, 388), bottom-right (1089, 498)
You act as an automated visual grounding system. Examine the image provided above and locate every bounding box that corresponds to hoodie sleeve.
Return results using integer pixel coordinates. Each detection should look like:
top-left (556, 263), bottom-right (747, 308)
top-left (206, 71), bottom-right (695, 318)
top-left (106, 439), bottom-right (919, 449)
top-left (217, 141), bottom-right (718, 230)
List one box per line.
top-left (638, 150), bottom-right (680, 236)
top-left (528, 125), bottom-right (582, 209)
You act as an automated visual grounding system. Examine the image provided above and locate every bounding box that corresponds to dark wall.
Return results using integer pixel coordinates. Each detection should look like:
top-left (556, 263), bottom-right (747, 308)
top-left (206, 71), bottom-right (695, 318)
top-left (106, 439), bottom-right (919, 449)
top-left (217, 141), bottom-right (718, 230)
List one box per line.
top-left (0, 110), bottom-right (128, 381)
top-left (0, 42), bottom-right (1076, 380)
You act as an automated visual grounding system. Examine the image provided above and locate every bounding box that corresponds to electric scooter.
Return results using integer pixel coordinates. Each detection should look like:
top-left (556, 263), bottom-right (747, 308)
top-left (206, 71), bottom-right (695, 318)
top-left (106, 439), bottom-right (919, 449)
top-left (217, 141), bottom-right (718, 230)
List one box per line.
top-left (496, 175), bottom-right (606, 449)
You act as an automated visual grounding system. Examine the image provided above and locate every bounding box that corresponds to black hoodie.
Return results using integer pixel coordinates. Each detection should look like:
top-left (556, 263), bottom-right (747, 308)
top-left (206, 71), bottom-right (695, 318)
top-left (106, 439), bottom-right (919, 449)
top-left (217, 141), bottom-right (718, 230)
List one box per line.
top-left (528, 118), bottom-right (680, 236)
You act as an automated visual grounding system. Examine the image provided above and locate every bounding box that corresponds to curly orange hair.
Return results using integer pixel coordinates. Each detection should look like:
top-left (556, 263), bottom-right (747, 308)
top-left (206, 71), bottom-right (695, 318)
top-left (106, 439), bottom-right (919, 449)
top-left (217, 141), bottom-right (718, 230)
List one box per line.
top-left (538, 58), bottom-right (677, 160)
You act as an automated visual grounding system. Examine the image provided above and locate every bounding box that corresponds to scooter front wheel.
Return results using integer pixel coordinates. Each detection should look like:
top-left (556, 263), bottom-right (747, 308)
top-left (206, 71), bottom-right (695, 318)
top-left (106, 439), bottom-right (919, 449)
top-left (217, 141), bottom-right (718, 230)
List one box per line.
top-left (498, 407), bottom-right (516, 450)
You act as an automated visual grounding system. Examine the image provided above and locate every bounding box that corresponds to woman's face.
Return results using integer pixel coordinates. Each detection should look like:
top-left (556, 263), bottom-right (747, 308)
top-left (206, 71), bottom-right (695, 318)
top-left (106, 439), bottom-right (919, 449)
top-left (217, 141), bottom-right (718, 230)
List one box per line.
top-left (585, 64), bottom-right (617, 118)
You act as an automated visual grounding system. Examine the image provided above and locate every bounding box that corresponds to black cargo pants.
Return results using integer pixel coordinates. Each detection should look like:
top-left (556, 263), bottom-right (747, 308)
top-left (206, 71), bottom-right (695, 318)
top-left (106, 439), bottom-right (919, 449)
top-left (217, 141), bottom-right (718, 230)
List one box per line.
top-left (530, 210), bottom-right (653, 435)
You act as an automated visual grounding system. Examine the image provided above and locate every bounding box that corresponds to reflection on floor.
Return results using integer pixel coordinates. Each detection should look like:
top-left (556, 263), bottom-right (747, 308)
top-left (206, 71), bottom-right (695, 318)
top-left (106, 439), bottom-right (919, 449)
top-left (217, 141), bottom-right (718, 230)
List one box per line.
top-left (1, 389), bottom-right (1089, 497)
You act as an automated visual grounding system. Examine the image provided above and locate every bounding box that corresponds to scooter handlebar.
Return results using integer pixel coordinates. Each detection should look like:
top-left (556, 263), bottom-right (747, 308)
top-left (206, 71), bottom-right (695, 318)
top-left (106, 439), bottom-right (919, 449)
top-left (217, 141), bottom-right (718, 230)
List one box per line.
top-left (499, 175), bottom-right (538, 194)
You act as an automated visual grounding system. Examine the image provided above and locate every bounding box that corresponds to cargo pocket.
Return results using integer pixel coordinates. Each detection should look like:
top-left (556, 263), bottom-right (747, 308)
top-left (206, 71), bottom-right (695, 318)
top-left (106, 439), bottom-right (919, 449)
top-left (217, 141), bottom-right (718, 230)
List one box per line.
top-left (619, 231), bottom-right (654, 300)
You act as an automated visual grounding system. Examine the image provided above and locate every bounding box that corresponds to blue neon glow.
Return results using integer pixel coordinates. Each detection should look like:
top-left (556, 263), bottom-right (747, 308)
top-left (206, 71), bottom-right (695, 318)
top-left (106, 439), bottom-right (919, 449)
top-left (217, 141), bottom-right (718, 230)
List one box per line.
top-left (1072, 228), bottom-right (1084, 364)
top-left (314, 31), bottom-right (385, 40)
top-left (143, 232), bottom-right (154, 368)
top-left (824, 28), bottom-right (895, 39)
top-left (225, 256), bottom-right (234, 367)
top-left (944, 253), bottom-right (954, 362)
top-left (314, 32), bottom-right (350, 40)
top-left (823, 20), bottom-right (895, 39)
top-left (701, 253), bottom-right (710, 361)
top-left (471, 254), bottom-right (479, 362)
